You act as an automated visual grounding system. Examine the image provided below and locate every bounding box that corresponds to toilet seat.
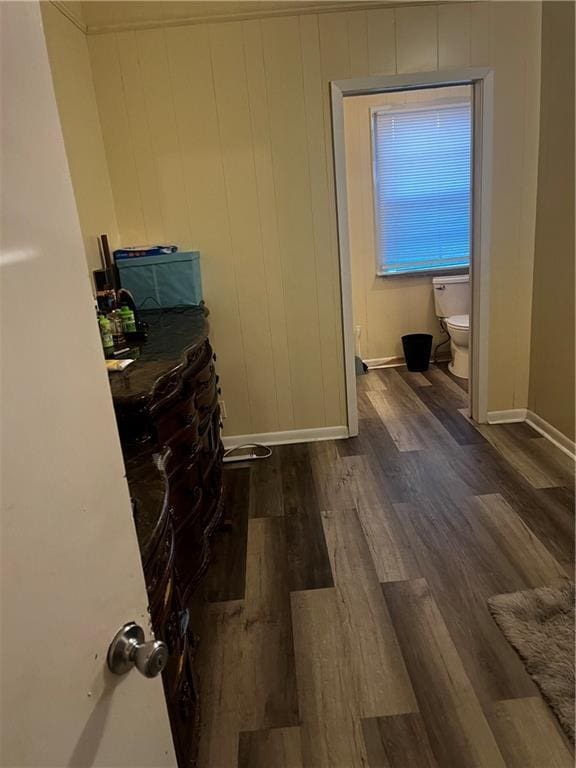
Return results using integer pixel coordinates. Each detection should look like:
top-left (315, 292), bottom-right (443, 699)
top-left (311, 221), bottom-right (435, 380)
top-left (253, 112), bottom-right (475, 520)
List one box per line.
top-left (446, 313), bottom-right (469, 330)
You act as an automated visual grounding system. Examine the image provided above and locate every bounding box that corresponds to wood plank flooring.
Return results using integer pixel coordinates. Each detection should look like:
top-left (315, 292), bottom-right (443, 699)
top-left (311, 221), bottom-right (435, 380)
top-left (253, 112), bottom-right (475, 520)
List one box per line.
top-left (194, 364), bottom-right (574, 767)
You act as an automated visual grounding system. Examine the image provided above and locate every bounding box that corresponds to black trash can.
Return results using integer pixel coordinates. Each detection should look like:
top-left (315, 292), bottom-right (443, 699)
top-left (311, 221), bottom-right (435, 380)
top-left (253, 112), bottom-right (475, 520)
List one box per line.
top-left (401, 333), bottom-right (433, 372)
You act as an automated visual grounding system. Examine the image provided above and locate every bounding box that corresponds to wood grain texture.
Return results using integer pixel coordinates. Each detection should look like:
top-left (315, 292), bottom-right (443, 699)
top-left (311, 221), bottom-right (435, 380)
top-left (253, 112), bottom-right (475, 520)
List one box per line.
top-left (401, 370), bottom-right (432, 388)
top-left (426, 361), bottom-right (469, 395)
top-left (238, 726), bottom-right (303, 768)
top-left (452, 441), bottom-right (575, 567)
top-left (469, 420), bottom-right (574, 489)
top-left (398, 367), bottom-right (486, 446)
top-left (534, 486), bottom-right (576, 572)
top-left (196, 601), bottom-right (244, 768)
top-left (308, 439), bottom-right (356, 512)
top-left (204, 467), bottom-right (250, 602)
top-left (488, 697), bottom-right (574, 768)
top-left (290, 587), bottom-right (370, 768)
top-left (321, 509), bottom-right (417, 717)
top-left (356, 371), bottom-right (388, 392)
top-left (281, 444), bottom-right (334, 591)
top-left (242, 517), bottom-right (299, 731)
top-left (249, 447), bottom-right (284, 518)
top-left (393, 496), bottom-right (538, 705)
top-left (356, 501), bottom-right (419, 583)
top-left (368, 369), bottom-right (457, 452)
top-left (193, 362), bottom-right (573, 768)
top-left (468, 493), bottom-right (568, 588)
top-left (362, 712), bottom-right (439, 768)
top-left (383, 579), bottom-right (507, 768)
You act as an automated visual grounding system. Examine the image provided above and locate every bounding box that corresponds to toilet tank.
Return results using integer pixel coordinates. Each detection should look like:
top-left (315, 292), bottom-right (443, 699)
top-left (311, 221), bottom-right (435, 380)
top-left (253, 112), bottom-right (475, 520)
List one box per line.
top-left (432, 274), bottom-right (470, 318)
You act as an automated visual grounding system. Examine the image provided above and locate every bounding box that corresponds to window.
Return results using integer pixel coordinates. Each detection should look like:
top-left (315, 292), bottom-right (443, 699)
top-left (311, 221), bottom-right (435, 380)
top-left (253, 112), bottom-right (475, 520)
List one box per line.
top-left (372, 99), bottom-right (472, 276)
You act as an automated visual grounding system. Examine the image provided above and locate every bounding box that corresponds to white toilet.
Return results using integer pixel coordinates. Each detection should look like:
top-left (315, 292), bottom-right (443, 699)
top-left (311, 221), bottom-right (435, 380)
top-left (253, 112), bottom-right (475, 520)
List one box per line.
top-left (432, 274), bottom-right (470, 379)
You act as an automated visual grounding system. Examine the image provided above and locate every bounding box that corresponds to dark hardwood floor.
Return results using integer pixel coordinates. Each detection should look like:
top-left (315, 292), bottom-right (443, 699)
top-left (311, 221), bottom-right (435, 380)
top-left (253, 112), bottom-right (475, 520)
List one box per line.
top-left (193, 365), bottom-right (574, 768)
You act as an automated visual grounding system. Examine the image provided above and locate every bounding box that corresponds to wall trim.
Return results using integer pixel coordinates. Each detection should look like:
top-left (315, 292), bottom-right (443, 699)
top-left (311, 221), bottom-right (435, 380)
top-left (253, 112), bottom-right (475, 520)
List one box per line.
top-left (526, 410), bottom-right (576, 460)
top-left (364, 356), bottom-right (405, 369)
top-left (82, 2), bottom-right (448, 36)
top-left (487, 409), bottom-right (527, 424)
top-left (364, 355), bottom-right (451, 369)
top-left (331, 67), bottom-right (494, 437)
top-left (50, 2), bottom-right (87, 34)
top-left (222, 425), bottom-right (348, 449)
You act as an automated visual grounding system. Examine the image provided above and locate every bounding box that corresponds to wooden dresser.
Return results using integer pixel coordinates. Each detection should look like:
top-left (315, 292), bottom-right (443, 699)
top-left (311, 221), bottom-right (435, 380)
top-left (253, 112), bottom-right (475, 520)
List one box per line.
top-left (109, 306), bottom-right (223, 767)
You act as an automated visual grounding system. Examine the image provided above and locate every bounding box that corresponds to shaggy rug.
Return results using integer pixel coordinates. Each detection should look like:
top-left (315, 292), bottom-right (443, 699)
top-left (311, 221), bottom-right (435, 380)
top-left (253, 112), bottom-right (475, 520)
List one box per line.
top-left (488, 581), bottom-right (575, 743)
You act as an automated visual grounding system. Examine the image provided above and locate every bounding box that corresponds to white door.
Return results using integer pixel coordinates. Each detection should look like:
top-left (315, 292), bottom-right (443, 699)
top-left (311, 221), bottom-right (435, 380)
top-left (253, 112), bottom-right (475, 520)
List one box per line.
top-left (0, 4), bottom-right (176, 766)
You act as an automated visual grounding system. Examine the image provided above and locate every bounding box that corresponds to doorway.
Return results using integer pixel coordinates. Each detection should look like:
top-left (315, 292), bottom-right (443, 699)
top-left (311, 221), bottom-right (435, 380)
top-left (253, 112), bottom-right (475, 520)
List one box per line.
top-left (331, 68), bottom-right (494, 436)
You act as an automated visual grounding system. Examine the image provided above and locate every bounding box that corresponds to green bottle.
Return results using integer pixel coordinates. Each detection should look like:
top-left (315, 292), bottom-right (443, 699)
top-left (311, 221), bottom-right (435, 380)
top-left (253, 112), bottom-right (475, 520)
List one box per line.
top-left (99, 314), bottom-right (114, 350)
top-left (120, 305), bottom-right (136, 333)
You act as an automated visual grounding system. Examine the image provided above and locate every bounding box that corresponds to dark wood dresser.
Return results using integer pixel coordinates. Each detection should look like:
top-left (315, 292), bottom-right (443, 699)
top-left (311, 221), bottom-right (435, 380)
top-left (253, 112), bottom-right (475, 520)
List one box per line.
top-left (108, 306), bottom-right (223, 767)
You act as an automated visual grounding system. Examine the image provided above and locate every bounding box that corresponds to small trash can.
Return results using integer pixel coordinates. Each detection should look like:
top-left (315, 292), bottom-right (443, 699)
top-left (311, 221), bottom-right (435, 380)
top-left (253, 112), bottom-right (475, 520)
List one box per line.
top-left (401, 334), bottom-right (433, 372)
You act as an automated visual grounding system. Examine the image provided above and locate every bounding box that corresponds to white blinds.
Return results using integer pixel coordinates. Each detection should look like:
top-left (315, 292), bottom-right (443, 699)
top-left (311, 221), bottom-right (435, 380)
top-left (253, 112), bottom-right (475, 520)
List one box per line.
top-left (372, 100), bottom-right (472, 276)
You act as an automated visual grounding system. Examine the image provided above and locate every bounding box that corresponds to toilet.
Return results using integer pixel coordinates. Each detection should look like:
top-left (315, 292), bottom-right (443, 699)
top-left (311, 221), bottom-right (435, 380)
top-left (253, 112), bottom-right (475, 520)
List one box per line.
top-left (432, 274), bottom-right (470, 379)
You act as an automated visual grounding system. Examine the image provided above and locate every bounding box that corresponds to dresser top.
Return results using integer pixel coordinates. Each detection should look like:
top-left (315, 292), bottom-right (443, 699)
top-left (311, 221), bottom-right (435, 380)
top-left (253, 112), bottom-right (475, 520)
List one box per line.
top-left (108, 305), bottom-right (209, 404)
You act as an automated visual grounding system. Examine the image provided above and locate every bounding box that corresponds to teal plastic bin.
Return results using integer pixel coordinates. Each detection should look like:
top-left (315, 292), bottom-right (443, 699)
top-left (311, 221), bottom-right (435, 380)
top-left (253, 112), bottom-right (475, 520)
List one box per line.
top-left (116, 251), bottom-right (202, 309)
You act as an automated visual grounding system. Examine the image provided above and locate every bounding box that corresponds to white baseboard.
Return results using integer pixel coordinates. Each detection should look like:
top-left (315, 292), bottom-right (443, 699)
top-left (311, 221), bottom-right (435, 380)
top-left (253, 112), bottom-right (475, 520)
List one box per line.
top-left (222, 425), bottom-right (349, 449)
top-left (364, 355), bottom-right (451, 370)
top-left (487, 408), bottom-right (527, 424)
top-left (526, 410), bottom-right (576, 460)
top-left (486, 408), bottom-right (575, 459)
top-left (364, 356), bottom-right (404, 369)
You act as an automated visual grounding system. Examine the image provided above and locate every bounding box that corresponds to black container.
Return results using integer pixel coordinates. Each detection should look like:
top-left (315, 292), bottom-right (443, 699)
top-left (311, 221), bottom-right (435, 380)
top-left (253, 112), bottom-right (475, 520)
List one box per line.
top-left (401, 333), bottom-right (433, 372)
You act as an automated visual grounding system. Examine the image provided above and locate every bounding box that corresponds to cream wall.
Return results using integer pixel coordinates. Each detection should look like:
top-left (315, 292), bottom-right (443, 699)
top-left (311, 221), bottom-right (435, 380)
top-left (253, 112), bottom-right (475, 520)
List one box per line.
top-left (45, 2), bottom-right (542, 436)
top-left (41, 2), bottom-right (118, 273)
top-left (344, 85), bottom-right (471, 363)
top-left (528, 2), bottom-right (575, 441)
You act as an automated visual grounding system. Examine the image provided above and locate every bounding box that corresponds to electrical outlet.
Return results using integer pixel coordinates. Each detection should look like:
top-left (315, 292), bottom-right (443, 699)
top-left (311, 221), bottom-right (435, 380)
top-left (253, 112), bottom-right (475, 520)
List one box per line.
top-left (219, 399), bottom-right (227, 419)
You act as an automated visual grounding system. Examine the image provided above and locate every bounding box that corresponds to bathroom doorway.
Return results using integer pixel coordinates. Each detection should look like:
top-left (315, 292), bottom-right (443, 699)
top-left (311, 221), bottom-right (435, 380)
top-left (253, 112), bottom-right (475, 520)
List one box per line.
top-left (331, 68), bottom-right (494, 437)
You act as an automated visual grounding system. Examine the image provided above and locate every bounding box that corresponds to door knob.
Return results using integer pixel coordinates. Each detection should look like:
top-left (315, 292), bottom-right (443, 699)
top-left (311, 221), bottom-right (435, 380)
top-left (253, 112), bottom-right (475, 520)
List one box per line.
top-left (107, 622), bottom-right (168, 678)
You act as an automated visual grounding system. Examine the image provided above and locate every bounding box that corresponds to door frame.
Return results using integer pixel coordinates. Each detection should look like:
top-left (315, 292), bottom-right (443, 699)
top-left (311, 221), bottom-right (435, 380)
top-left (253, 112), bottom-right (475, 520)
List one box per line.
top-left (330, 67), bottom-right (494, 436)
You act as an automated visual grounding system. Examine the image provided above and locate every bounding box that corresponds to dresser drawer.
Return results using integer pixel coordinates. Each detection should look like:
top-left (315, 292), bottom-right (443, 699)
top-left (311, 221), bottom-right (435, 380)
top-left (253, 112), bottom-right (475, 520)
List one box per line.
top-left (153, 394), bottom-right (197, 446)
top-left (172, 655), bottom-right (199, 766)
top-left (145, 525), bottom-right (175, 620)
top-left (164, 425), bottom-right (200, 477)
top-left (168, 459), bottom-right (203, 532)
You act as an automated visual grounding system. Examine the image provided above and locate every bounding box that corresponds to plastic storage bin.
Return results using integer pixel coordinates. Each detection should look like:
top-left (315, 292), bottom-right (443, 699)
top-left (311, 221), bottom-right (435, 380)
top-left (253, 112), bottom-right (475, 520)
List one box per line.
top-left (401, 333), bottom-right (433, 372)
top-left (116, 251), bottom-right (202, 309)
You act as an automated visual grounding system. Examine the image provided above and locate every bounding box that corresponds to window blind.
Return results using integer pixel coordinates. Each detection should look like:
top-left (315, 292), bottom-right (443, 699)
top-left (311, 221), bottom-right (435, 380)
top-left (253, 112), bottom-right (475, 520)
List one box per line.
top-left (372, 100), bottom-right (472, 276)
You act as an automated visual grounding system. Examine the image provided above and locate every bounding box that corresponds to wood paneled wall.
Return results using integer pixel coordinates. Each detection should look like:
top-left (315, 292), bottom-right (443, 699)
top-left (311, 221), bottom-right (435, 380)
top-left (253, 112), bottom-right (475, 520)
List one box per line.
top-left (82, 2), bottom-right (541, 436)
top-left (529, 2), bottom-right (575, 440)
top-left (41, 3), bottom-right (119, 273)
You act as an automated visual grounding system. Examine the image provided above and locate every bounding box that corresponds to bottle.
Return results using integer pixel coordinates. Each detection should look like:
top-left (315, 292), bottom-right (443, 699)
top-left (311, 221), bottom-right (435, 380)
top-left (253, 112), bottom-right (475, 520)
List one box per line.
top-left (108, 309), bottom-right (125, 347)
top-left (120, 305), bottom-right (137, 333)
top-left (99, 314), bottom-right (114, 351)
